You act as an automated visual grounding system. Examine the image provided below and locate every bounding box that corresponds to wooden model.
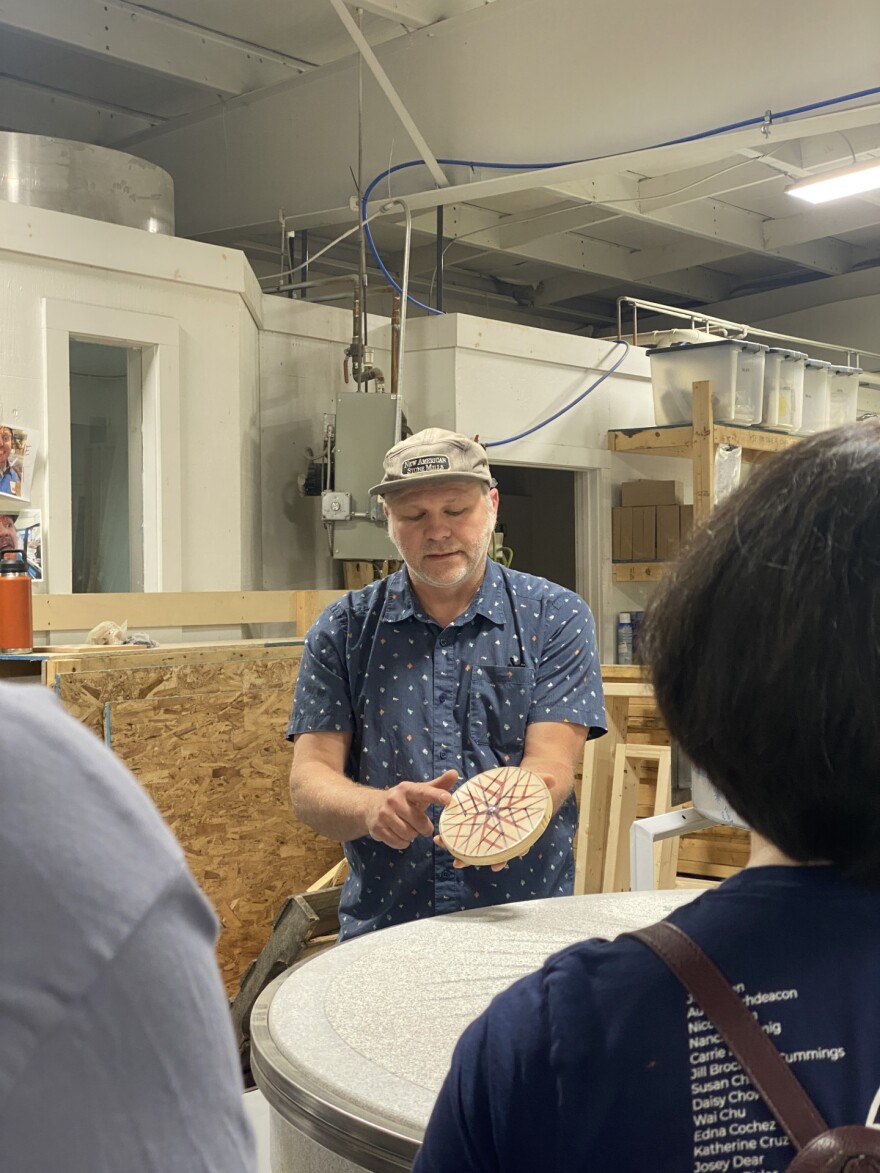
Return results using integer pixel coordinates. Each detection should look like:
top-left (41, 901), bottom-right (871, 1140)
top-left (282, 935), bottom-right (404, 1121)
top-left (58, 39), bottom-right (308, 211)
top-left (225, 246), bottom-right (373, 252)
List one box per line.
top-left (438, 766), bottom-right (552, 866)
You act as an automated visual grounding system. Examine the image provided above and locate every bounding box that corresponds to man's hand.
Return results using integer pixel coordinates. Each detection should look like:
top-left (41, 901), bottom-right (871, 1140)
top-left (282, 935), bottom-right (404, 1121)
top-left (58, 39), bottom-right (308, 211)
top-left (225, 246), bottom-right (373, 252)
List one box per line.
top-left (436, 773), bottom-right (557, 871)
top-left (366, 769), bottom-right (459, 850)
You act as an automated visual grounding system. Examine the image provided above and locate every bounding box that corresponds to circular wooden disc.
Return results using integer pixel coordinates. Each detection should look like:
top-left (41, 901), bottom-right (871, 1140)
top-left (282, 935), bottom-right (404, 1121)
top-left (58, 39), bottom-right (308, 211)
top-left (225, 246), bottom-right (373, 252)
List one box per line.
top-left (438, 766), bottom-right (552, 867)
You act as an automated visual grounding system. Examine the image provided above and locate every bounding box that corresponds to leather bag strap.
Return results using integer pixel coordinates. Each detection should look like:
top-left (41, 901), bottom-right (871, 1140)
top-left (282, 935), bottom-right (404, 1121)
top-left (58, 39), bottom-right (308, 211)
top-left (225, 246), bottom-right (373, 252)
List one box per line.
top-left (627, 921), bottom-right (828, 1151)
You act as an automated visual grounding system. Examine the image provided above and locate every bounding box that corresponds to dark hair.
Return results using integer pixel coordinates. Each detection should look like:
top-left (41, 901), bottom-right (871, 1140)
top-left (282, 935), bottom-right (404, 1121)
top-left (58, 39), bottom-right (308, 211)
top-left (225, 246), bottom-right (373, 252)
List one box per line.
top-left (640, 421), bottom-right (880, 885)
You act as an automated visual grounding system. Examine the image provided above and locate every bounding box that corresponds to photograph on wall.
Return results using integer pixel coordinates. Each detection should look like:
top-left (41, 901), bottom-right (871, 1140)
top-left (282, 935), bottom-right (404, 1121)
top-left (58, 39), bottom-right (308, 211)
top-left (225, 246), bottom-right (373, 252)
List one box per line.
top-left (0, 508), bottom-right (42, 581)
top-left (0, 423), bottom-right (38, 502)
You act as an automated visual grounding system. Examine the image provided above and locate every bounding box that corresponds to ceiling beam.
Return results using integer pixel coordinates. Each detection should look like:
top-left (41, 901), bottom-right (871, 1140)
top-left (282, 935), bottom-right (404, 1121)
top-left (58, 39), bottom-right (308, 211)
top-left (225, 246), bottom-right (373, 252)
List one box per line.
top-left (532, 239), bottom-right (748, 305)
top-left (634, 154), bottom-right (795, 212)
top-left (344, 0), bottom-right (433, 28)
top-left (0, 0), bottom-right (307, 96)
top-left (544, 180), bottom-right (856, 277)
top-left (0, 74), bottom-right (158, 143)
top-left (627, 238), bottom-right (742, 279)
top-left (494, 202), bottom-right (622, 248)
top-left (764, 200), bottom-right (880, 250)
top-left (408, 203), bottom-right (733, 302)
top-left (327, 0), bottom-right (448, 188)
top-left (705, 265), bottom-right (880, 326)
top-left (358, 101), bottom-right (880, 218)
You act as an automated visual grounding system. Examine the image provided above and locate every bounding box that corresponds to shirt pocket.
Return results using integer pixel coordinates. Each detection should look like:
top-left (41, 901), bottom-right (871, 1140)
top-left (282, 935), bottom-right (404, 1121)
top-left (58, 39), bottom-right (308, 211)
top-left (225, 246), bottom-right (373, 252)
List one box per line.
top-left (468, 665), bottom-right (536, 752)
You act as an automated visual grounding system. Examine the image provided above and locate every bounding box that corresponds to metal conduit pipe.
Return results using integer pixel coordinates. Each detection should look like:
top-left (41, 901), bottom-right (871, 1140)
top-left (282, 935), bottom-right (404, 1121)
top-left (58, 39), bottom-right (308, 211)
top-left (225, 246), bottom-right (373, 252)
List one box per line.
top-left (271, 274), bottom-right (360, 295)
top-left (617, 294), bottom-right (880, 367)
top-left (382, 198), bottom-right (413, 399)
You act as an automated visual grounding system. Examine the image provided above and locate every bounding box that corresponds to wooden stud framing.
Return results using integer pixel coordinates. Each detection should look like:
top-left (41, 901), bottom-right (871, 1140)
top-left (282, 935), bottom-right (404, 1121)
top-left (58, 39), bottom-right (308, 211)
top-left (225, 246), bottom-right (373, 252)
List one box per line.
top-left (611, 561), bottom-right (673, 583)
top-left (691, 379), bottom-right (715, 526)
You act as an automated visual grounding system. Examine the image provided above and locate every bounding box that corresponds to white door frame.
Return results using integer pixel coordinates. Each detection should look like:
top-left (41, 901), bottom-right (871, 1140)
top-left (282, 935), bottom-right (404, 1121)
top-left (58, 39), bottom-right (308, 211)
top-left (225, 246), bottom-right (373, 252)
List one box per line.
top-left (42, 298), bottom-right (182, 593)
top-left (574, 466), bottom-right (611, 662)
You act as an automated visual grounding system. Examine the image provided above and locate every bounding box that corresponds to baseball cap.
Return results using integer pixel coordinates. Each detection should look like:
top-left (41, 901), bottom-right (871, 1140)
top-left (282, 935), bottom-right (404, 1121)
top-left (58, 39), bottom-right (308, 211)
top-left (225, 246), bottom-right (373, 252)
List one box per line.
top-left (370, 428), bottom-right (493, 496)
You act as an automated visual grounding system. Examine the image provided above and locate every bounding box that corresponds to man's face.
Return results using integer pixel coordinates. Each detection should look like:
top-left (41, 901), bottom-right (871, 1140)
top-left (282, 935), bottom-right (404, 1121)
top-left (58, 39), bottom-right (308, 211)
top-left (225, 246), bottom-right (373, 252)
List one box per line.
top-left (0, 429), bottom-right (13, 464)
top-left (0, 515), bottom-right (18, 552)
top-left (385, 480), bottom-right (498, 590)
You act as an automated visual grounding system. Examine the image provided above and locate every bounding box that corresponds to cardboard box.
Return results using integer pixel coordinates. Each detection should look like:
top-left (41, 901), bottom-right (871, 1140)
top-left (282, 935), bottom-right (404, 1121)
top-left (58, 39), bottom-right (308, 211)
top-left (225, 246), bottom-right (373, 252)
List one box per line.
top-left (612, 507), bottom-right (633, 560)
top-left (656, 504), bottom-right (681, 561)
top-left (631, 506), bottom-right (656, 561)
top-left (680, 504), bottom-right (694, 546)
top-left (620, 479), bottom-right (683, 508)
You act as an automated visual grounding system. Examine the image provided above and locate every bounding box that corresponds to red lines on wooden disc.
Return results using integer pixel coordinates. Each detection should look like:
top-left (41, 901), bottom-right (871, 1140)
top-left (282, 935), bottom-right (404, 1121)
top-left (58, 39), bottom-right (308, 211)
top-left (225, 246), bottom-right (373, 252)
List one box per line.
top-left (438, 766), bottom-right (552, 866)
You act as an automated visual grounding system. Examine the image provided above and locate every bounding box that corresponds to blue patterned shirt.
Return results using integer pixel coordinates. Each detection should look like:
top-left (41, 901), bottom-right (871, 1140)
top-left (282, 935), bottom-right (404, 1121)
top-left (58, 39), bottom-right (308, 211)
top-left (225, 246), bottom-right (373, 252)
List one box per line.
top-left (288, 561), bottom-right (606, 939)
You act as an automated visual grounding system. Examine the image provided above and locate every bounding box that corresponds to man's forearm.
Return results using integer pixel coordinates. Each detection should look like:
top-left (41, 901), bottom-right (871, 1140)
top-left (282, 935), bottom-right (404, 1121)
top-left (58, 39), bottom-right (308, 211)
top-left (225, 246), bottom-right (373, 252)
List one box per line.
top-left (519, 754), bottom-right (577, 815)
top-left (289, 762), bottom-right (379, 842)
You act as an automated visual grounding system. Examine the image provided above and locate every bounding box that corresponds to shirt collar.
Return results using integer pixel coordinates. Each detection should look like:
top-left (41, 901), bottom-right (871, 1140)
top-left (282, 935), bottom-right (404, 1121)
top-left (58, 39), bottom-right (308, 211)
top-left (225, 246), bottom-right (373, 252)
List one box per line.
top-left (380, 561), bottom-right (507, 627)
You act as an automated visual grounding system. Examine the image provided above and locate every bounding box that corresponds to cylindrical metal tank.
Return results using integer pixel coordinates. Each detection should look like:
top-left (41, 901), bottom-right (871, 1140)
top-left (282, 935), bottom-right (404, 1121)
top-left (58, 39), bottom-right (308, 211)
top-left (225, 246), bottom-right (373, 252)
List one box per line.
top-left (0, 132), bottom-right (174, 234)
top-left (251, 890), bottom-right (697, 1172)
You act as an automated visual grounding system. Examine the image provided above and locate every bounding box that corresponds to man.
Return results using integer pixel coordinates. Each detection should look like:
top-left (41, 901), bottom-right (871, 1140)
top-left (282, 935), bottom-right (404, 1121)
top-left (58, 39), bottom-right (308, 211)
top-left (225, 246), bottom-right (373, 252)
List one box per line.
top-left (288, 428), bottom-right (606, 940)
top-left (0, 684), bottom-right (255, 1173)
top-left (0, 512), bottom-right (17, 551)
top-left (0, 426), bottom-right (21, 497)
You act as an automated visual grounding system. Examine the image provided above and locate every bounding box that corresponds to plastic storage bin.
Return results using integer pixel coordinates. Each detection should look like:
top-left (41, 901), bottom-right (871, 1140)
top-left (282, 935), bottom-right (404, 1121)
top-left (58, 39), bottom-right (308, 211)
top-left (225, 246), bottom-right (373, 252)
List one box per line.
top-left (638, 328), bottom-right (721, 348)
top-left (800, 359), bottom-right (832, 433)
top-left (648, 340), bottom-right (768, 426)
top-left (828, 364), bottom-right (861, 427)
top-left (761, 348), bottom-right (806, 432)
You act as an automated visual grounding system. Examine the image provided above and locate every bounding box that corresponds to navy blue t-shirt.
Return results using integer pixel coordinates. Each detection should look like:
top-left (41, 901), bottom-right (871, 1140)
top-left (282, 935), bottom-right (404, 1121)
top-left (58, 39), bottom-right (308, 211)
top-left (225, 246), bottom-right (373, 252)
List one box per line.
top-left (414, 866), bottom-right (880, 1173)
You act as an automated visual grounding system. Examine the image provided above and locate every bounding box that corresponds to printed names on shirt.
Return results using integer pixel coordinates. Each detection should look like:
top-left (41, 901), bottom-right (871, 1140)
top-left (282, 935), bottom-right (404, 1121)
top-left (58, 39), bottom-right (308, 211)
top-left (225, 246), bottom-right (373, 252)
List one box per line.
top-left (687, 984), bottom-right (846, 1173)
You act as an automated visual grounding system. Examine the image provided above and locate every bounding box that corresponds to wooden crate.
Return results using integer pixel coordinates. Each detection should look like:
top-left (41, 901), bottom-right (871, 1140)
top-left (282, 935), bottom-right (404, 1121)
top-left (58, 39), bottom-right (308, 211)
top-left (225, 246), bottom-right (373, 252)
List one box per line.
top-left (588, 667), bottom-right (750, 888)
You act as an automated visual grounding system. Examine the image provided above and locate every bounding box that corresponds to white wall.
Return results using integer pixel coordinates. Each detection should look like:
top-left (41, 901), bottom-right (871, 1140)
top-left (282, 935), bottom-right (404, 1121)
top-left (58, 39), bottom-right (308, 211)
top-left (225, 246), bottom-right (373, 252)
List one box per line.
top-left (0, 199), bottom-right (261, 607)
top-left (129, 0), bottom-right (880, 237)
top-left (259, 296), bottom-right (391, 592)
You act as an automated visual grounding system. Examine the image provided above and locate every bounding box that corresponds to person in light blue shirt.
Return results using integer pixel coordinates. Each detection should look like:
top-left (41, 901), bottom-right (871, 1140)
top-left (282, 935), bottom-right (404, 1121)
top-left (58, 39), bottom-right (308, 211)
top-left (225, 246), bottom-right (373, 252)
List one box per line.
top-left (0, 684), bottom-right (256, 1173)
top-left (288, 429), bottom-right (605, 940)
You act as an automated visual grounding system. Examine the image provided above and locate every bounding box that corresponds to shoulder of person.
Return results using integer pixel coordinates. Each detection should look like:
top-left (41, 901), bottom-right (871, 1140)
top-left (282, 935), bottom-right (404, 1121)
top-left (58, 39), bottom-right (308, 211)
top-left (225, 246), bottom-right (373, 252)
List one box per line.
top-left (306, 574), bottom-right (399, 638)
top-left (501, 566), bottom-right (590, 611)
top-left (348, 572), bottom-right (399, 617)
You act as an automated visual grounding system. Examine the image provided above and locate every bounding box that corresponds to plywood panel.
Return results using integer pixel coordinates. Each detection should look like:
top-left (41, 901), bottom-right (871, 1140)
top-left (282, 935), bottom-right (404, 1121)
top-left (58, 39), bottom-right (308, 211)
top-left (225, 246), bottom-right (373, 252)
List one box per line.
top-left (38, 640), bottom-right (340, 995)
top-left (106, 682), bottom-right (342, 994)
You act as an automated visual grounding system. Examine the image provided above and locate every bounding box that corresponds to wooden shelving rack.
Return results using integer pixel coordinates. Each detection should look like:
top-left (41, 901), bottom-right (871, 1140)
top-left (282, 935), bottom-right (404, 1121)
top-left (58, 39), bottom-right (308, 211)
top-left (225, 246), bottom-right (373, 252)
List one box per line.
top-left (608, 379), bottom-right (800, 534)
top-left (612, 561), bottom-right (672, 583)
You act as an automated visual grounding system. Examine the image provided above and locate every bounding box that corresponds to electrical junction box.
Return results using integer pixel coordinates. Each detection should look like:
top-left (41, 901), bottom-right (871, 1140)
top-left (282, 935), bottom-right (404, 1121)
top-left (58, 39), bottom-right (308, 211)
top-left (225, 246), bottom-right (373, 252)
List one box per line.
top-left (321, 491), bottom-right (351, 521)
top-left (331, 390), bottom-right (402, 561)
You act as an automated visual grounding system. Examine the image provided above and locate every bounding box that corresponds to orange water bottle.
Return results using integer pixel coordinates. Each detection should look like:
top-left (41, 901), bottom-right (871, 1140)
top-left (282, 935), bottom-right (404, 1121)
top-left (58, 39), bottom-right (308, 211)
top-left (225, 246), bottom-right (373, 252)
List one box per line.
top-left (0, 549), bottom-right (33, 653)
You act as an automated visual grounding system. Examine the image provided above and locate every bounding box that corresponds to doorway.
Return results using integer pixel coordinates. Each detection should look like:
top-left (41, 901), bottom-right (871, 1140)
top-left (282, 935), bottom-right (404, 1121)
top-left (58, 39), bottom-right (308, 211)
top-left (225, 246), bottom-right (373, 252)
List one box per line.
top-left (492, 465), bottom-right (576, 590)
top-left (69, 339), bottom-right (144, 593)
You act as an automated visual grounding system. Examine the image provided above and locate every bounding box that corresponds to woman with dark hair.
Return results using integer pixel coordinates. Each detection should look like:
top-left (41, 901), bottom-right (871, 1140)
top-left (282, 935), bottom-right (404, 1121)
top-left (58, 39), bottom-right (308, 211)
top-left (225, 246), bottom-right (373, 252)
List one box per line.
top-left (415, 423), bottom-right (880, 1173)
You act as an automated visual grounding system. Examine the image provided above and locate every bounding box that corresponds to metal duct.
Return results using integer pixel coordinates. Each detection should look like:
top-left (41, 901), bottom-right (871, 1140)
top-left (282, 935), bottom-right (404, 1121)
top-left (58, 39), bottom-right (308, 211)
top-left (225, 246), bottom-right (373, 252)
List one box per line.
top-left (0, 132), bottom-right (174, 235)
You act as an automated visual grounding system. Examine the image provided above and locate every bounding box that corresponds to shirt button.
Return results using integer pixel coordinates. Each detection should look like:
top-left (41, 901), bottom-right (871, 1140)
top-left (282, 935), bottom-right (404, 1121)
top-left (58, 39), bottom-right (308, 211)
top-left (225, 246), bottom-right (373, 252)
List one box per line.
top-left (439, 747), bottom-right (447, 759)
top-left (439, 637), bottom-right (448, 647)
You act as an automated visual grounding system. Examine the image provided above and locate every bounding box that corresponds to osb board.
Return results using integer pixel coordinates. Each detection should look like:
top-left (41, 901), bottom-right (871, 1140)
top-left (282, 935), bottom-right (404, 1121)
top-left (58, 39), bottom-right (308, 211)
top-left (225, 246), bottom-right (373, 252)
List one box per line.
top-left (55, 653), bottom-right (303, 738)
top-left (105, 686), bottom-right (342, 996)
top-left (44, 639), bottom-right (304, 677)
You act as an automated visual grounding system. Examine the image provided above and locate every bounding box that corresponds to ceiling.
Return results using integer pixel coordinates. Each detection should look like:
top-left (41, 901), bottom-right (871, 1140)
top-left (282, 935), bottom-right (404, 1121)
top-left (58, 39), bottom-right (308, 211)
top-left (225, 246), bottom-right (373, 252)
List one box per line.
top-left (3, 0), bottom-right (880, 355)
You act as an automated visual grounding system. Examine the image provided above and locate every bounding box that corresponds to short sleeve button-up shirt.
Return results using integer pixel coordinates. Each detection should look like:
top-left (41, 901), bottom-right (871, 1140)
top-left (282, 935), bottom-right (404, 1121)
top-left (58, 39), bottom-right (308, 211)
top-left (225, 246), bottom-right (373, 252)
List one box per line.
top-left (288, 561), bottom-right (605, 939)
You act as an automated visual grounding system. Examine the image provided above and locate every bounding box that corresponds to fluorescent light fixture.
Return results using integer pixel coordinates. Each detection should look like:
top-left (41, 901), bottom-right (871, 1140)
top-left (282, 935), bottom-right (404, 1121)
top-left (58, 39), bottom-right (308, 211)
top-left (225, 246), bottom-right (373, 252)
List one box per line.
top-left (787, 159), bottom-right (880, 204)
